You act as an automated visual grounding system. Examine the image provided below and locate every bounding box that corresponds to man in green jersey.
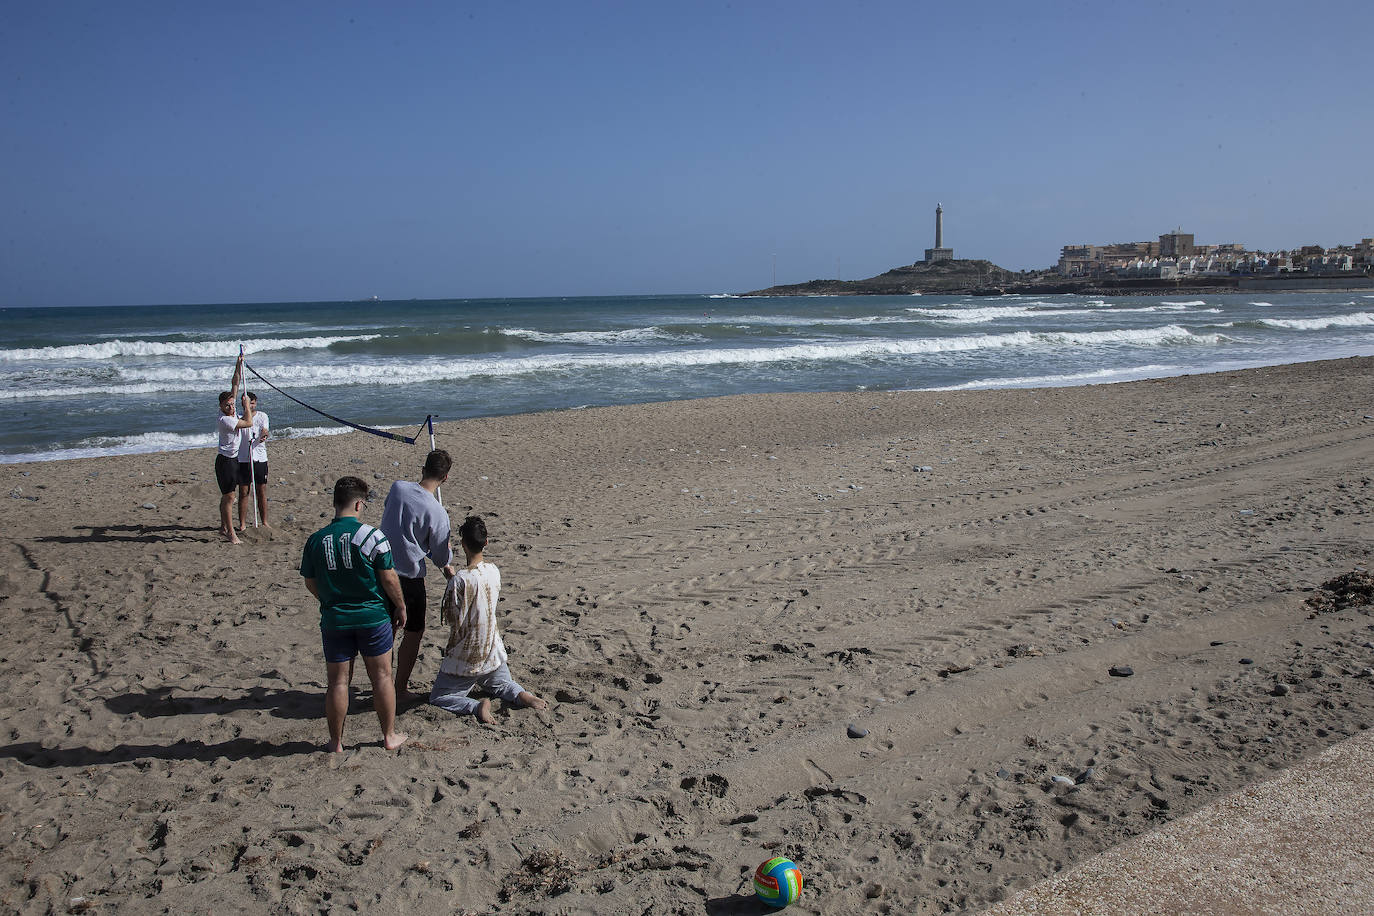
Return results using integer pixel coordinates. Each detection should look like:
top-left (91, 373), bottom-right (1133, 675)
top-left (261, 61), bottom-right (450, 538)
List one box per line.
top-left (301, 476), bottom-right (408, 752)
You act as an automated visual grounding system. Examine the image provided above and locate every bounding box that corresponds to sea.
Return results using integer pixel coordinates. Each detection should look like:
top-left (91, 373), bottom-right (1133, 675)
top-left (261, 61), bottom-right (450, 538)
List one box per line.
top-left (2, 291), bottom-right (1372, 464)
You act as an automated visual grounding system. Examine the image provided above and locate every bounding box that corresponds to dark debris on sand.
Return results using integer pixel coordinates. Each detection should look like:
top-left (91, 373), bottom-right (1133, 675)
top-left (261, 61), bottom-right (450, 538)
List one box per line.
top-left (1306, 570), bottom-right (1374, 615)
top-left (500, 849), bottom-right (578, 900)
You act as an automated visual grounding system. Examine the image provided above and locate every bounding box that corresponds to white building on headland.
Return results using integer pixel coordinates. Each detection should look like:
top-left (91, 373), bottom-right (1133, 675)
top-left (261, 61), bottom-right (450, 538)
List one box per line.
top-left (1058, 229), bottom-right (1372, 278)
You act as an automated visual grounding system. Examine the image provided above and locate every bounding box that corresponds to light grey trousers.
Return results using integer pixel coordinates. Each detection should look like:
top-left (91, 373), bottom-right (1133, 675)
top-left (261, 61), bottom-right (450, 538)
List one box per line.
top-left (429, 664), bottom-right (524, 716)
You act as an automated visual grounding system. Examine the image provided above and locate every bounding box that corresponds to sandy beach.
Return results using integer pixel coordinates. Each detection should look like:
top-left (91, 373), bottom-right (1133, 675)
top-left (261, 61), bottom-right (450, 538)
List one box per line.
top-left (2, 356), bottom-right (1372, 915)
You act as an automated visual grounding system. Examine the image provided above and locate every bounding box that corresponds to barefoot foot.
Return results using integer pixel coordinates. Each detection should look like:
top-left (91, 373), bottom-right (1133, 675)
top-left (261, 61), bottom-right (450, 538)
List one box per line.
top-left (383, 732), bottom-right (408, 751)
top-left (518, 691), bottom-right (549, 711)
top-left (475, 698), bottom-right (495, 725)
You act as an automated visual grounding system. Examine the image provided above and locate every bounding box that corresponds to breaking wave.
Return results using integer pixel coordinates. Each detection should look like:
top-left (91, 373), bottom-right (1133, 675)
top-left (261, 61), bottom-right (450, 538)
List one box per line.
top-left (1, 324), bottom-right (1219, 400)
top-left (0, 335), bottom-right (381, 362)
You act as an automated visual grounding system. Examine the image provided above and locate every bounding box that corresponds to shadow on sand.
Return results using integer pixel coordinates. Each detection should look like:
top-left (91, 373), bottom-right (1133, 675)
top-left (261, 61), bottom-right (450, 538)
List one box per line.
top-left (37, 523), bottom-right (216, 545)
top-left (105, 685), bottom-right (321, 720)
top-left (705, 893), bottom-right (770, 915)
top-left (0, 737), bottom-right (321, 768)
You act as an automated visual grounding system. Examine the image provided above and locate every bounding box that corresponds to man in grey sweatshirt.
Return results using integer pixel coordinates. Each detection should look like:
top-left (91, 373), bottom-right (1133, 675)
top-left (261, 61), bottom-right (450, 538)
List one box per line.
top-left (380, 449), bottom-right (454, 698)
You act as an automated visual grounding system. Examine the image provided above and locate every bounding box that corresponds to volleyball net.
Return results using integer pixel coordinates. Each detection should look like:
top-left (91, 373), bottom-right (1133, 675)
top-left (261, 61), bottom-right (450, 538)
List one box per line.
top-left (243, 361), bottom-right (434, 446)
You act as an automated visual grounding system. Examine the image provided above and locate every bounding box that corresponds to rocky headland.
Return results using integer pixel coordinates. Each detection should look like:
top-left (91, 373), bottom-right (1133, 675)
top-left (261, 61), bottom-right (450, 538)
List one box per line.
top-left (742, 259), bottom-right (1374, 297)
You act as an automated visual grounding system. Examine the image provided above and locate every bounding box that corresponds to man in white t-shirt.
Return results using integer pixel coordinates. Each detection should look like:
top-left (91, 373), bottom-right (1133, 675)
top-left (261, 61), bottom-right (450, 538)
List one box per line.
top-left (235, 392), bottom-right (270, 530)
top-left (216, 352), bottom-right (254, 544)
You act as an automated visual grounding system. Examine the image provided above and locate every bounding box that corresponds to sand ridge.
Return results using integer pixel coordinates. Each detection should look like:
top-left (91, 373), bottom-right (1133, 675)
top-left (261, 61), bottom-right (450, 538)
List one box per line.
top-left (1, 357), bottom-right (1372, 914)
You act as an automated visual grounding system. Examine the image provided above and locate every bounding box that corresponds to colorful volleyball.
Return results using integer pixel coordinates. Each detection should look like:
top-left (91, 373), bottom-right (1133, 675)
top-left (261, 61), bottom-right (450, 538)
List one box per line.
top-left (753, 856), bottom-right (803, 908)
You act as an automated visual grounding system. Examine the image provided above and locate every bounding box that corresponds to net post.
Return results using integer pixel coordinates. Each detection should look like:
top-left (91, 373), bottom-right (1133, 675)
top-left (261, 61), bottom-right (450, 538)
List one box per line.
top-left (240, 346), bottom-right (259, 528)
top-left (427, 415), bottom-right (441, 507)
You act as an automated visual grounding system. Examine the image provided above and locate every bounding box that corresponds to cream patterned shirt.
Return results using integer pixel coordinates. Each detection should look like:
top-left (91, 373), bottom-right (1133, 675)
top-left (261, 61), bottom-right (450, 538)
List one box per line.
top-left (438, 561), bottom-right (507, 677)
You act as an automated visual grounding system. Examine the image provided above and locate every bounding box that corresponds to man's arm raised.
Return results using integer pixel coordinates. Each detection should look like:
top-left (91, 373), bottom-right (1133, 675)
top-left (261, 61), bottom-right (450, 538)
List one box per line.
top-left (230, 350), bottom-right (245, 401)
top-left (236, 392), bottom-right (254, 431)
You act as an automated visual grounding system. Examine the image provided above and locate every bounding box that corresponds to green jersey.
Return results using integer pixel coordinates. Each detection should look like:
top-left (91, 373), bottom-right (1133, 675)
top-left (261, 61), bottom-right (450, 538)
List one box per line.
top-left (300, 517), bottom-right (395, 630)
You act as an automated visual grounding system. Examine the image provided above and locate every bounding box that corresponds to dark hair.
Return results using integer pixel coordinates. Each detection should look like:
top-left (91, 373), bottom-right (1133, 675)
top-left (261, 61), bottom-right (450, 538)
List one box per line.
top-left (246, 391), bottom-right (258, 402)
top-left (332, 476), bottom-right (371, 510)
top-left (218, 391), bottom-right (233, 405)
top-left (423, 449), bottom-right (452, 480)
top-left (458, 515), bottom-right (487, 553)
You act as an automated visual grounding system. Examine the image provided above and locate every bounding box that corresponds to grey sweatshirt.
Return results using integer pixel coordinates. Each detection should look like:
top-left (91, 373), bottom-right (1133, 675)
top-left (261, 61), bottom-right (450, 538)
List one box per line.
top-left (379, 480), bottom-right (453, 578)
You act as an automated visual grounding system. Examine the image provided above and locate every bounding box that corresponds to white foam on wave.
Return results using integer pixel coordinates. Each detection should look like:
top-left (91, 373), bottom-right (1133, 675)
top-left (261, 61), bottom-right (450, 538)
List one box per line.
top-left (905, 301), bottom-right (1209, 322)
top-left (907, 305), bottom-right (1056, 323)
top-left (0, 424), bottom-right (355, 464)
top-left (1161, 300), bottom-right (1208, 306)
top-left (500, 326), bottom-right (689, 345)
top-left (912, 304), bottom-right (1140, 323)
top-left (2, 324), bottom-right (1218, 400)
top-left (1251, 311), bottom-right (1374, 331)
top-left (704, 314), bottom-right (916, 327)
top-left (0, 334), bottom-right (381, 362)
top-left (1249, 301), bottom-right (1276, 307)
top-left (1107, 304), bottom-right (1222, 314)
top-left (926, 364), bottom-right (1184, 391)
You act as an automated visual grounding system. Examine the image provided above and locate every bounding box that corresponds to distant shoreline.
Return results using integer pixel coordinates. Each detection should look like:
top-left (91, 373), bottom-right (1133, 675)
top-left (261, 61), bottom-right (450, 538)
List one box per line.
top-left (742, 259), bottom-right (1374, 298)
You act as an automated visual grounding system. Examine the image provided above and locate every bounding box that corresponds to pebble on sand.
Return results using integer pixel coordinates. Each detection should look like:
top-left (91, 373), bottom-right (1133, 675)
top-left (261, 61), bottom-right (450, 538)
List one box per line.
top-left (1271, 683), bottom-right (1291, 696)
top-left (847, 723), bottom-right (869, 739)
top-left (1108, 665), bottom-right (1134, 677)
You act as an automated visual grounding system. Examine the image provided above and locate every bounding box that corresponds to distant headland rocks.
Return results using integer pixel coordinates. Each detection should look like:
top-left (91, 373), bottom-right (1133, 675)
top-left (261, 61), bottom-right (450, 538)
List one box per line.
top-left (741, 206), bottom-right (1374, 297)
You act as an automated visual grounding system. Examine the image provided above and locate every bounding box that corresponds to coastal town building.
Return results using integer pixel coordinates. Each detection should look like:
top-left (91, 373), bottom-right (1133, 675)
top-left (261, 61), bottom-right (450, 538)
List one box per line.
top-left (924, 203), bottom-right (953, 262)
top-left (1158, 228), bottom-right (1195, 259)
top-left (1057, 228), bottom-right (1371, 280)
top-left (1350, 239), bottom-right (1374, 267)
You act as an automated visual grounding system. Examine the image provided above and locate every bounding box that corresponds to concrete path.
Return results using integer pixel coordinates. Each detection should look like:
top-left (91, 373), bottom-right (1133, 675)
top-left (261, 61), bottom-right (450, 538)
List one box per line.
top-left (981, 727), bottom-right (1374, 916)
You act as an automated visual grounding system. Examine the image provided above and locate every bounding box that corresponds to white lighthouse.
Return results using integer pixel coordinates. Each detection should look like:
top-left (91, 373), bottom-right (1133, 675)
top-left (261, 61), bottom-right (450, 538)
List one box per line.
top-left (924, 203), bottom-right (953, 262)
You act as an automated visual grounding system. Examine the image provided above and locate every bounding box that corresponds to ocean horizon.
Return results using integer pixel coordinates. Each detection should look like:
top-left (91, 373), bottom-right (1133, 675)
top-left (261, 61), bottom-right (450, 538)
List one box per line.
top-left (2, 290), bottom-right (1372, 464)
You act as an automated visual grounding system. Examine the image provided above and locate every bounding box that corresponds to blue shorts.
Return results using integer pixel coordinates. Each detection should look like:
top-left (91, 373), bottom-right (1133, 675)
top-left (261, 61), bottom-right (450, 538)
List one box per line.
top-left (321, 621), bottom-right (394, 664)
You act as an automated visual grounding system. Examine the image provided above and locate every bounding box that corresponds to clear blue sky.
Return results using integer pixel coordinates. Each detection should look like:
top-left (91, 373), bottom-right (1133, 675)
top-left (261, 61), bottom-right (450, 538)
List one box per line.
top-left (3, 1), bottom-right (1370, 307)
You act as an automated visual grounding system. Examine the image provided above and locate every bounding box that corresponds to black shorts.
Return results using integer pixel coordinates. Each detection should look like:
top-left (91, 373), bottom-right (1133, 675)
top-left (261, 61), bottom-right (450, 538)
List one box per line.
top-left (214, 454), bottom-right (239, 495)
top-left (400, 575), bottom-right (427, 633)
top-left (236, 461), bottom-right (268, 486)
